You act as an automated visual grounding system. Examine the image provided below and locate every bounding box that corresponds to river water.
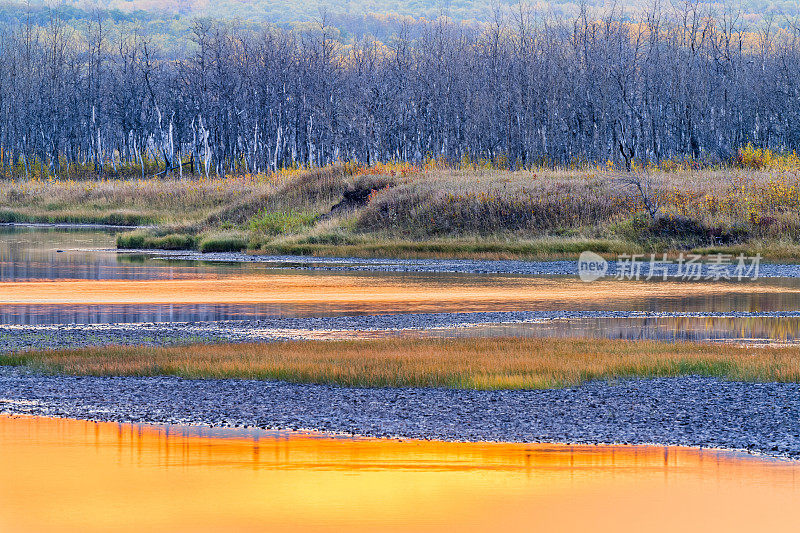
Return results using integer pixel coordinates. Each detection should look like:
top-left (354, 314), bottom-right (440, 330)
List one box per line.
top-left (2, 415), bottom-right (799, 533)
top-left (2, 226), bottom-right (800, 531)
top-left (2, 225), bottom-right (800, 343)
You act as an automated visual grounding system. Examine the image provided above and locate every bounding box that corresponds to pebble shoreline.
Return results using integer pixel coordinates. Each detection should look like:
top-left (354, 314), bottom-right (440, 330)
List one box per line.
top-left (3, 309), bottom-right (800, 352)
top-left (137, 250), bottom-right (800, 278)
top-left (1, 367), bottom-right (797, 459)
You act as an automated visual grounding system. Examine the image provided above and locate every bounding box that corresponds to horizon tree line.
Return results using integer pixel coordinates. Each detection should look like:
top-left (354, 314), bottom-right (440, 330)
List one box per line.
top-left (0, 4), bottom-right (799, 179)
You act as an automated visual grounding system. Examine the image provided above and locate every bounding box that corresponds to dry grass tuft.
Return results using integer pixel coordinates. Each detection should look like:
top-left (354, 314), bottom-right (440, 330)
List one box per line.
top-left (6, 163), bottom-right (800, 258)
top-left (6, 337), bottom-right (800, 390)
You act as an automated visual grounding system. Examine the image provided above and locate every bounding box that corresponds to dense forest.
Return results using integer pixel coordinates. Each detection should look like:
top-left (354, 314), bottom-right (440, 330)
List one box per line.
top-left (0, 2), bottom-right (799, 177)
top-left (5, 0), bottom-right (800, 26)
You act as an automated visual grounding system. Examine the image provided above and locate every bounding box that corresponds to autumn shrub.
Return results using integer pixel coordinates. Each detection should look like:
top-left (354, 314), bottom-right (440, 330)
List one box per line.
top-left (735, 143), bottom-right (800, 171)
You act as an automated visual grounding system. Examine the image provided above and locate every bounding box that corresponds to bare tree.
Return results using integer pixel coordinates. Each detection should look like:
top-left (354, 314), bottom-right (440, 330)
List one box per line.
top-left (0, 8), bottom-right (798, 177)
top-left (618, 170), bottom-right (660, 221)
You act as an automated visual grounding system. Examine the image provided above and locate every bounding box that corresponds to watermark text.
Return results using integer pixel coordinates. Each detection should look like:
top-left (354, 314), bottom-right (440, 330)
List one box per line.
top-left (578, 252), bottom-right (760, 282)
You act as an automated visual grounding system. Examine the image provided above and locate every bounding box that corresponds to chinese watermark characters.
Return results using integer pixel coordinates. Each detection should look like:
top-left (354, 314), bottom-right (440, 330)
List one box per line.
top-left (578, 251), bottom-right (760, 282)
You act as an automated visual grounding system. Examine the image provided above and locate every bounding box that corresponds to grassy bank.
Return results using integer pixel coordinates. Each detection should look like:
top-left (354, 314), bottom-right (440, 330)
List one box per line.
top-left (3, 155), bottom-right (800, 260)
top-left (255, 237), bottom-right (636, 260)
top-left (0, 172), bottom-right (280, 227)
top-left (4, 337), bottom-right (800, 390)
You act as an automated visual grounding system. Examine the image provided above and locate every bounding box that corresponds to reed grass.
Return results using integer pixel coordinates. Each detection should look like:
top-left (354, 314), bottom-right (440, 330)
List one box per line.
top-left (5, 338), bottom-right (800, 390)
top-left (256, 237), bottom-right (638, 260)
top-left (197, 230), bottom-right (250, 253)
top-left (116, 230), bottom-right (197, 250)
top-left (6, 161), bottom-right (800, 259)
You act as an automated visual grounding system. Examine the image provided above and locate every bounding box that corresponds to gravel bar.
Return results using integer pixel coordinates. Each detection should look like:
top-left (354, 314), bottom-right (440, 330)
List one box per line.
top-left (141, 250), bottom-right (800, 278)
top-left (4, 310), bottom-right (800, 352)
top-left (1, 367), bottom-right (797, 459)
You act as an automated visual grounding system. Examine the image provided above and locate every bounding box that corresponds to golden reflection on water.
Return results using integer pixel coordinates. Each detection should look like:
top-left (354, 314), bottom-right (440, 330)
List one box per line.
top-left (1, 416), bottom-right (799, 532)
top-left (3, 274), bottom-right (800, 310)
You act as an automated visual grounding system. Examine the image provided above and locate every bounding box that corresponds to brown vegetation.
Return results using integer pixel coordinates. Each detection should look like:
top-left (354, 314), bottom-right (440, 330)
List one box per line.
top-left (4, 161), bottom-right (800, 259)
top-left (5, 337), bottom-right (800, 389)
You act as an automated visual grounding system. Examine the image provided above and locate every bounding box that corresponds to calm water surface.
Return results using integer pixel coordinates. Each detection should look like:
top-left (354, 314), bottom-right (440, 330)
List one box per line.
top-left (1, 415), bottom-right (798, 533)
top-left (3, 231), bottom-right (800, 531)
top-left (418, 316), bottom-right (800, 344)
top-left (3, 226), bottom-right (800, 343)
top-left (0, 226), bottom-right (213, 281)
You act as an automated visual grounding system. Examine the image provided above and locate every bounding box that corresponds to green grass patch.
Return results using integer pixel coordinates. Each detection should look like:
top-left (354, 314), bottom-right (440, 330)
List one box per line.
top-left (0, 209), bottom-right (151, 226)
top-left (198, 230), bottom-right (249, 253)
top-left (117, 230), bottom-right (196, 250)
top-left (256, 237), bottom-right (637, 260)
top-left (249, 209), bottom-right (318, 235)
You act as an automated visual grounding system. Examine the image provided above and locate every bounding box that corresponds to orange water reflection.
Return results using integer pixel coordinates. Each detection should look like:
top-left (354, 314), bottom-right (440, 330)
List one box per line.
top-left (1, 416), bottom-right (799, 532)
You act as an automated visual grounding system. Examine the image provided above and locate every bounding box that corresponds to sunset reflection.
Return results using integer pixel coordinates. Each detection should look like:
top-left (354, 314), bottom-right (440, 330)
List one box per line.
top-left (1, 415), bottom-right (799, 533)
